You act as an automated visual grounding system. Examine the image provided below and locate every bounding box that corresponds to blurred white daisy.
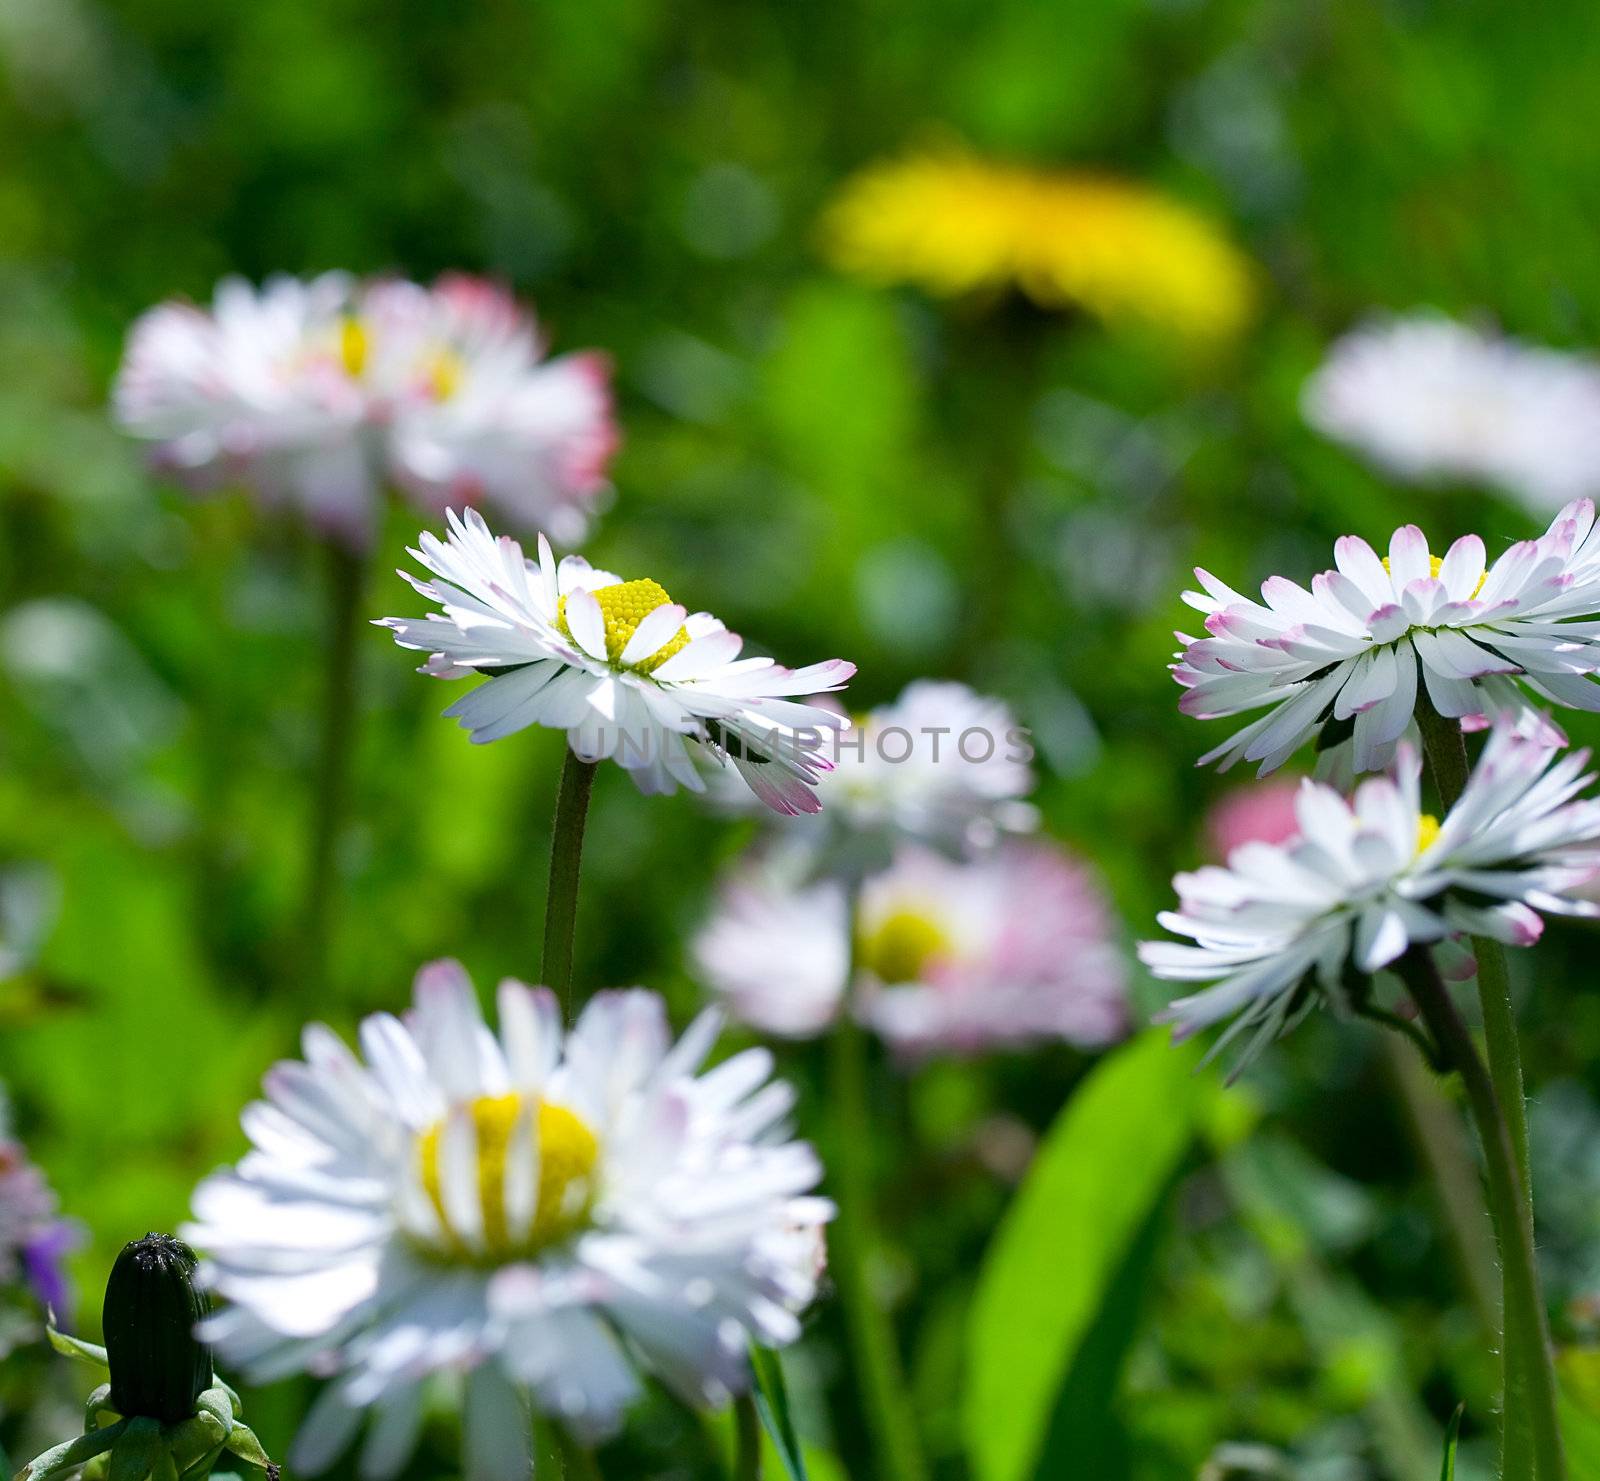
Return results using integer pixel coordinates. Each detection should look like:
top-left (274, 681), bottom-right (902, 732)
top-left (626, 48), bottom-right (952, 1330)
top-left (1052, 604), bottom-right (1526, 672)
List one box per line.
top-left (186, 962), bottom-right (829, 1480)
top-left (114, 272), bottom-right (616, 549)
top-left (857, 841), bottom-right (1129, 1058)
top-left (1140, 718), bottom-right (1600, 1072)
top-left (1175, 500), bottom-right (1600, 776)
top-left (708, 680), bottom-right (1037, 868)
top-left (821, 681), bottom-right (1037, 851)
top-left (1303, 312), bottom-right (1600, 514)
top-left (693, 840), bottom-right (1128, 1057)
top-left (691, 863), bottom-right (850, 1039)
top-left (379, 509), bottom-right (856, 813)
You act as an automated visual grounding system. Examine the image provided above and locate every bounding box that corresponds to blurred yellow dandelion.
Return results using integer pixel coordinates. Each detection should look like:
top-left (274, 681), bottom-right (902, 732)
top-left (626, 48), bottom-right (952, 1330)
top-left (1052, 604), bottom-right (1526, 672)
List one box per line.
top-left (820, 150), bottom-right (1256, 342)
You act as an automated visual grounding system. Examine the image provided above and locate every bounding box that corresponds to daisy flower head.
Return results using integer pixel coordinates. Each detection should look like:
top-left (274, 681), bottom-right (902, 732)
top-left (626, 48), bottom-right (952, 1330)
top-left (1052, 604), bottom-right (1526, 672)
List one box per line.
top-left (378, 509), bottom-right (856, 814)
top-left (1175, 500), bottom-right (1600, 777)
top-left (823, 681), bottom-right (1037, 852)
top-left (185, 962), bottom-right (829, 1479)
top-left (114, 272), bottom-right (616, 550)
top-left (1303, 312), bottom-right (1600, 515)
top-left (820, 148), bottom-right (1256, 343)
top-left (1140, 717), bottom-right (1600, 1074)
top-left (718, 680), bottom-right (1037, 858)
top-left (694, 840), bottom-right (1128, 1058)
top-left (855, 840), bottom-right (1129, 1058)
top-left (691, 859), bottom-right (850, 1040)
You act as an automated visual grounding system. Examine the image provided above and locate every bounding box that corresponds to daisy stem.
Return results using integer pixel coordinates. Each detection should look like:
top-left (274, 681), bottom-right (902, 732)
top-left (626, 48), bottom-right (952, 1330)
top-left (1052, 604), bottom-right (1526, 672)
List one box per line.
top-left (301, 539), bottom-right (366, 1000)
top-left (1418, 700), bottom-right (1548, 1475)
top-left (1416, 702), bottom-right (1535, 1197)
top-left (828, 901), bottom-right (929, 1481)
top-left (1379, 1037), bottom-right (1501, 1347)
top-left (533, 1415), bottom-right (567, 1479)
top-left (733, 1392), bottom-right (762, 1481)
top-left (1398, 946), bottom-right (1563, 1481)
top-left (542, 749), bottom-right (598, 1015)
top-left (558, 1430), bottom-right (604, 1481)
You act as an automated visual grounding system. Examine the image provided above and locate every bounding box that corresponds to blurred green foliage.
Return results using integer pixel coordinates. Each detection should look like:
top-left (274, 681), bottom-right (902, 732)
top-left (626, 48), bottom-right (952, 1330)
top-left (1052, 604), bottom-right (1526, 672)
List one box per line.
top-left (6, 0), bottom-right (1600, 1476)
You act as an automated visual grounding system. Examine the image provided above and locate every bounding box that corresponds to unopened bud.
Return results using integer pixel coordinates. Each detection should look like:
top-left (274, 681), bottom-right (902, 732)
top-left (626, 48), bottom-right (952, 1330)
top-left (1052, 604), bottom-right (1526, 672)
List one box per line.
top-left (102, 1233), bottom-right (213, 1423)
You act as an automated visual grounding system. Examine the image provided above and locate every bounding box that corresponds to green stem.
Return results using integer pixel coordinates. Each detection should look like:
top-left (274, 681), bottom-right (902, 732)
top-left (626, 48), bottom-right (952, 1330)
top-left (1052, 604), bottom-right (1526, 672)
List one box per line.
top-left (558, 1430), bottom-right (603, 1481)
top-left (733, 1393), bottom-right (762, 1481)
top-left (949, 298), bottom-right (1046, 672)
top-left (1379, 1037), bottom-right (1501, 1347)
top-left (532, 1413), bottom-right (567, 1480)
top-left (1415, 702), bottom-right (1534, 1196)
top-left (828, 898), bottom-right (929, 1481)
top-left (541, 749), bottom-right (597, 1016)
top-left (301, 540), bottom-right (365, 1003)
top-left (1397, 948), bottom-right (1564, 1481)
top-left (1355, 1001), bottom-right (1446, 1072)
top-left (1416, 700), bottom-right (1545, 1476)
top-left (1472, 941), bottom-right (1533, 1210)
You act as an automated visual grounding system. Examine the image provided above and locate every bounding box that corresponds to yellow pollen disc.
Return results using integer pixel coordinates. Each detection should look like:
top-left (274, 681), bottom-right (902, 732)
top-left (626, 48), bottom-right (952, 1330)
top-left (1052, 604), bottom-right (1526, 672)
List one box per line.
top-left (858, 909), bottom-right (950, 984)
top-left (427, 349), bottom-right (465, 401)
top-left (417, 1094), bottom-right (598, 1260)
top-left (339, 317), bottom-right (369, 379)
top-left (1380, 554), bottom-right (1486, 597)
top-left (1416, 813), bottom-right (1441, 856)
top-left (556, 578), bottom-right (692, 673)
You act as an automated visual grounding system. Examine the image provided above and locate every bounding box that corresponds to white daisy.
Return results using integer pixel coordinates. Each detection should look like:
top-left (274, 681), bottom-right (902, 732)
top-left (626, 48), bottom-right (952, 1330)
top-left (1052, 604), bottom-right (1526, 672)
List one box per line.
top-left (691, 861), bottom-right (850, 1039)
top-left (1175, 499), bottom-right (1600, 776)
top-left (820, 681), bottom-right (1038, 852)
top-left (1303, 312), bottom-right (1600, 514)
top-left (114, 273), bottom-right (616, 550)
top-left (185, 962), bottom-right (829, 1480)
top-left (857, 841), bottom-right (1129, 1058)
top-left (378, 509), bottom-right (856, 814)
top-left (694, 840), bottom-right (1128, 1057)
top-left (1140, 718), bottom-right (1600, 1072)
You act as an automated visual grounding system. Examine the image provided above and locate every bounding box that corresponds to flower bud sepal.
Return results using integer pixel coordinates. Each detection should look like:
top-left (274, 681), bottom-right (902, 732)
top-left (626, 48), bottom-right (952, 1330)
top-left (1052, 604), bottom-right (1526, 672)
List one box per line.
top-left (15, 1316), bottom-right (278, 1481)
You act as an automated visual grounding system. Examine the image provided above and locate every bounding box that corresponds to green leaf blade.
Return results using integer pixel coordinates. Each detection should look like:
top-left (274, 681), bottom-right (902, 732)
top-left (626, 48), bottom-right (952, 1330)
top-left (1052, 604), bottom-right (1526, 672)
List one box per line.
top-left (751, 1347), bottom-right (808, 1481)
top-left (1440, 1403), bottom-right (1464, 1481)
top-left (963, 1033), bottom-right (1212, 1481)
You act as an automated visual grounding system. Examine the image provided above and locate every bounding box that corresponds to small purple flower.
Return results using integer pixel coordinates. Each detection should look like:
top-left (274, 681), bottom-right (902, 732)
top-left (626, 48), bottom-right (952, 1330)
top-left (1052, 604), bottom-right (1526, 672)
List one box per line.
top-left (0, 1138), bottom-right (82, 1319)
top-left (22, 1220), bottom-right (81, 1317)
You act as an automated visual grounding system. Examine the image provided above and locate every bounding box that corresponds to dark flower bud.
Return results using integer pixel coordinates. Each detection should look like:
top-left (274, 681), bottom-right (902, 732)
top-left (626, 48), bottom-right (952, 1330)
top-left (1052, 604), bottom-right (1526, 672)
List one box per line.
top-left (102, 1233), bottom-right (213, 1424)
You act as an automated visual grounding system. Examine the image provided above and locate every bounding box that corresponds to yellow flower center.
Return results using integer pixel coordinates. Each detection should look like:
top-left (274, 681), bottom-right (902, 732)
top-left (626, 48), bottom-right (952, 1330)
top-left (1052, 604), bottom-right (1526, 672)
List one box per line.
top-left (1380, 554), bottom-right (1486, 597)
top-left (1416, 813), bottom-right (1441, 856)
top-left (340, 317), bottom-right (369, 379)
top-left (858, 908), bottom-right (950, 984)
top-left (426, 349), bottom-right (465, 401)
top-left (416, 1094), bottom-right (598, 1261)
top-left (556, 579), bottom-right (692, 673)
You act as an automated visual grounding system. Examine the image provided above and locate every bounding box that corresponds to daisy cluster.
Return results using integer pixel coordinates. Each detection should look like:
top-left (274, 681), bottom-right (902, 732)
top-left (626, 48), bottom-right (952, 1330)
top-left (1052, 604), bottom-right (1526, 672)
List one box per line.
top-left (1148, 504), bottom-right (1600, 1069)
top-left (104, 279), bottom-right (870, 1474)
top-left (178, 492), bottom-right (859, 1475)
top-left (694, 679), bottom-right (1130, 1058)
top-left (115, 273), bottom-right (617, 550)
